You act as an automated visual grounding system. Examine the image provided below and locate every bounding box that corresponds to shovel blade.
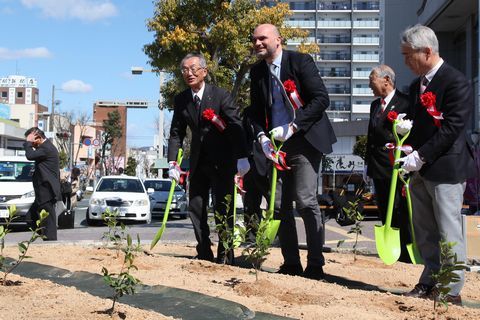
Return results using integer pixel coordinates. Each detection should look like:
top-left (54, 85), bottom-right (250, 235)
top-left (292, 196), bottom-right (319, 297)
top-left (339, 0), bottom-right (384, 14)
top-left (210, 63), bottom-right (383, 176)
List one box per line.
top-left (374, 224), bottom-right (401, 265)
top-left (266, 219), bottom-right (281, 244)
top-left (406, 243), bottom-right (423, 265)
top-left (150, 224), bottom-right (166, 250)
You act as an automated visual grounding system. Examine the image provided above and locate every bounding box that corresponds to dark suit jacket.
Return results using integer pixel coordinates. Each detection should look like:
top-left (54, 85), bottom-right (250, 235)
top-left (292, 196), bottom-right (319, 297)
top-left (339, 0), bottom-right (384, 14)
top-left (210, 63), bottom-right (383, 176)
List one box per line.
top-left (248, 50), bottom-right (337, 174)
top-left (168, 83), bottom-right (248, 175)
top-left (366, 90), bottom-right (410, 179)
top-left (407, 62), bottom-right (475, 183)
top-left (24, 139), bottom-right (61, 205)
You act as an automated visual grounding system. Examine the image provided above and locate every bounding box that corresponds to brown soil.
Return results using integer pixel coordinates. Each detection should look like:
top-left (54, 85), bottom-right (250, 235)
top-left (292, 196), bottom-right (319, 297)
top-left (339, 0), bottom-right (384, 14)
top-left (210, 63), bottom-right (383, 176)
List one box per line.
top-left (1, 243), bottom-right (480, 320)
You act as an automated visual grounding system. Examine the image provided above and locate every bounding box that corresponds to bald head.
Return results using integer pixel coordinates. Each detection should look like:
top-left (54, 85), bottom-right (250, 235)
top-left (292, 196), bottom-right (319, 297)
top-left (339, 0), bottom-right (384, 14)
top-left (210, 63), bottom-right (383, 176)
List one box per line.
top-left (252, 23), bottom-right (282, 62)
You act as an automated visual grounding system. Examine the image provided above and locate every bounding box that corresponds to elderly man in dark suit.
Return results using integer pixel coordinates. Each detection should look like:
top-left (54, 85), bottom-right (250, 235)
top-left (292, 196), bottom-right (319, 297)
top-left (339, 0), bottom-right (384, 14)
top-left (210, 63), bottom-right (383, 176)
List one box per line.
top-left (24, 127), bottom-right (61, 241)
top-left (168, 53), bottom-right (250, 264)
top-left (399, 25), bottom-right (475, 304)
top-left (247, 24), bottom-right (336, 280)
top-left (365, 64), bottom-right (411, 263)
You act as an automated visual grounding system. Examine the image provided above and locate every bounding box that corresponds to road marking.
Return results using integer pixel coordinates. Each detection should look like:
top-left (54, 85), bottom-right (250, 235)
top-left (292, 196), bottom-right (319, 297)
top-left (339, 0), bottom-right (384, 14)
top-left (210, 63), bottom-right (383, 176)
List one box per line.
top-left (325, 224), bottom-right (374, 242)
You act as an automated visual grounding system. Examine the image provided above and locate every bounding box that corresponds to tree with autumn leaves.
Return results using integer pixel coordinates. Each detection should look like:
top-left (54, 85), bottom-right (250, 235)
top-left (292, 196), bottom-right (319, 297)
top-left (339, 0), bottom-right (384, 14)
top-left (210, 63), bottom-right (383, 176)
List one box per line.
top-left (143, 0), bottom-right (318, 109)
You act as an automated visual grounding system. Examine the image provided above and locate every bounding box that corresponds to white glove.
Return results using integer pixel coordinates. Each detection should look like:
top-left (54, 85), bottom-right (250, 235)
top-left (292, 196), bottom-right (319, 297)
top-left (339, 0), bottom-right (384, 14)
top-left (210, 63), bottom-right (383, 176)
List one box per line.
top-left (395, 150), bottom-right (425, 172)
top-left (259, 135), bottom-right (277, 162)
top-left (236, 157), bottom-right (250, 177)
top-left (168, 161), bottom-right (181, 182)
top-left (269, 123), bottom-right (295, 142)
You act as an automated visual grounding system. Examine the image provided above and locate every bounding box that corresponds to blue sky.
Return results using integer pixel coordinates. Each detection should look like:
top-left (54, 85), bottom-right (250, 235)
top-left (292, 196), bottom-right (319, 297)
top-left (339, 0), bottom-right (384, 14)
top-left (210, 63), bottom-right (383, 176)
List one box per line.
top-left (0, 0), bottom-right (169, 147)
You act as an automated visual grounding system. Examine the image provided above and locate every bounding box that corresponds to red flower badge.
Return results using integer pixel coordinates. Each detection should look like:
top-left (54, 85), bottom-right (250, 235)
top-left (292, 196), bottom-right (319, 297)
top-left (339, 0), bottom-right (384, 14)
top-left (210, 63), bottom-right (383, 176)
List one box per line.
top-left (283, 79), bottom-right (304, 110)
top-left (202, 108), bottom-right (226, 132)
top-left (387, 111), bottom-right (398, 123)
top-left (420, 92), bottom-right (443, 127)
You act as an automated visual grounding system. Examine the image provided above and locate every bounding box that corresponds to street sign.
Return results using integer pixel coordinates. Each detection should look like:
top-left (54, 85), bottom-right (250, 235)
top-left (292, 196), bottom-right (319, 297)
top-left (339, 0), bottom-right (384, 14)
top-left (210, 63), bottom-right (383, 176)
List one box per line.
top-left (83, 138), bottom-right (91, 146)
top-left (92, 139), bottom-right (100, 147)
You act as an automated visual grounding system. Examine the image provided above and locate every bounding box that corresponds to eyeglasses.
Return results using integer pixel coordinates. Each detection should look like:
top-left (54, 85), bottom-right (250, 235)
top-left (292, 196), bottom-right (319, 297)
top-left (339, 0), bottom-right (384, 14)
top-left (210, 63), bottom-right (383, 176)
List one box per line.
top-left (180, 66), bottom-right (205, 75)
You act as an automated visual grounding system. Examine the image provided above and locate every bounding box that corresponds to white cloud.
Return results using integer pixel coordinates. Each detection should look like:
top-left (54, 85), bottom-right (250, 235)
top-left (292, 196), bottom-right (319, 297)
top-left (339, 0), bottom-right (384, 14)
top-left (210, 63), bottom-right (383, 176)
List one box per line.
top-left (21, 0), bottom-right (118, 22)
top-left (0, 47), bottom-right (52, 60)
top-left (61, 79), bottom-right (93, 93)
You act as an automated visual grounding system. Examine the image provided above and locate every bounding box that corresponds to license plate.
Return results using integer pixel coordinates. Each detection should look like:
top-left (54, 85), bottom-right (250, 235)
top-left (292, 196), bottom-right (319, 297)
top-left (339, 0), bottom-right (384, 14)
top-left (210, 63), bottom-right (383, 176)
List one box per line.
top-left (0, 209), bottom-right (9, 218)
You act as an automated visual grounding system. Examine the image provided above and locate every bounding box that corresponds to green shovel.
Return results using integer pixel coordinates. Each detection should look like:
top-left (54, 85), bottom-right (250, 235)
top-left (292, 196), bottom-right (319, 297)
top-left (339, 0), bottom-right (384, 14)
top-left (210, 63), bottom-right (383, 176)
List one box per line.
top-left (264, 137), bottom-right (283, 243)
top-left (398, 172), bottom-right (423, 264)
top-left (150, 148), bottom-right (183, 250)
top-left (374, 124), bottom-right (409, 265)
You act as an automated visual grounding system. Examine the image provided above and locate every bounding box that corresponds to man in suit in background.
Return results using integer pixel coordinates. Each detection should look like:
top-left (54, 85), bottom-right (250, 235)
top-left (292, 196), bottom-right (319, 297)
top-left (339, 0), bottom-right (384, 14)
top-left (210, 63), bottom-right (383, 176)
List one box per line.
top-left (24, 127), bottom-right (61, 241)
top-left (365, 64), bottom-right (411, 263)
top-left (168, 53), bottom-right (250, 264)
top-left (248, 24), bottom-right (336, 280)
top-left (399, 25), bottom-right (475, 304)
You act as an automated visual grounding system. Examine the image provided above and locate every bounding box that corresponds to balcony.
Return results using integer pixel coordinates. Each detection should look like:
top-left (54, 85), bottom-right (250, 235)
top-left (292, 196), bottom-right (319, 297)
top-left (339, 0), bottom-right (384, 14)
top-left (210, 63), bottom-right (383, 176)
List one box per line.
top-left (352, 53), bottom-right (379, 61)
top-left (318, 35), bottom-right (350, 44)
top-left (285, 20), bottom-right (315, 28)
top-left (353, 2), bottom-right (380, 11)
top-left (353, 20), bottom-right (380, 28)
top-left (352, 88), bottom-right (373, 95)
top-left (327, 87), bottom-right (351, 94)
top-left (352, 104), bottom-right (371, 113)
top-left (317, 20), bottom-right (352, 28)
top-left (287, 37), bottom-right (316, 44)
top-left (319, 69), bottom-right (350, 77)
top-left (289, 2), bottom-right (316, 10)
top-left (318, 52), bottom-right (351, 61)
top-left (318, 2), bottom-right (351, 10)
top-left (352, 70), bottom-right (371, 78)
top-left (352, 37), bottom-right (379, 45)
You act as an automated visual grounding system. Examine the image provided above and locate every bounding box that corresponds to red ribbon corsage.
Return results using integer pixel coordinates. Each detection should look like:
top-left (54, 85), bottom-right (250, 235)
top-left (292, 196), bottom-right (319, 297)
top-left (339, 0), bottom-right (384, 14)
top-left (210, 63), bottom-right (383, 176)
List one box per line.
top-left (202, 108), bottom-right (226, 132)
top-left (420, 92), bottom-right (443, 127)
top-left (283, 79), bottom-right (304, 110)
top-left (387, 111), bottom-right (398, 123)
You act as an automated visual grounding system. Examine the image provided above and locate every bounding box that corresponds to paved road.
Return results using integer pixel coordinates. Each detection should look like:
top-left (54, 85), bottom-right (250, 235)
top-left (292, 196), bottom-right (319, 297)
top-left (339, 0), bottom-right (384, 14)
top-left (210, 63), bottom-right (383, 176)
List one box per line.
top-left (4, 197), bottom-right (381, 255)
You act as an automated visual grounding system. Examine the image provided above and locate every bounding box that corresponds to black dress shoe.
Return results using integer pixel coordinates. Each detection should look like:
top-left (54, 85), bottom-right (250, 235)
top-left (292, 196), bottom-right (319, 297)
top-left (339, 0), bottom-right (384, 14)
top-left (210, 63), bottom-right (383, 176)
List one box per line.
top-left (277, 263), bottom-right (303, 276)
top-left (404, 283), bottom-right (432, 298)
top-left (303, 265), bottom-right (325, 280)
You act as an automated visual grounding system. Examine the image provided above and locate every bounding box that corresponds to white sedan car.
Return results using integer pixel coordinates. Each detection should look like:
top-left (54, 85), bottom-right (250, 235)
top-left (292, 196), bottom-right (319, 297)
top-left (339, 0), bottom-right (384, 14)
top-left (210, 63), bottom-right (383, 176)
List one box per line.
top-left (86, 176), bottom-right (151, 225)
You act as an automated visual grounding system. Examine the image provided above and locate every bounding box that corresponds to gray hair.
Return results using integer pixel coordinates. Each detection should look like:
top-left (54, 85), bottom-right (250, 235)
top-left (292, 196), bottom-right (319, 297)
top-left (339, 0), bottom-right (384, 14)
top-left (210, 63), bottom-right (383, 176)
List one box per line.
top-left (401, 24), bottom-right (439, 53)
top-left (180, 53), bottom-right (207, 69)
top-left (371, 64), bottom-right (396, 85)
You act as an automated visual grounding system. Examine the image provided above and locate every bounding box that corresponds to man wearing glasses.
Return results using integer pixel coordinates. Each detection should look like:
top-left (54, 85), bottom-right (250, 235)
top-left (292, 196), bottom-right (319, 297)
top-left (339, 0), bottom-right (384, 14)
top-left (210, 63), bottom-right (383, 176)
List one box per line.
top-left (168, 53), bottom-right (250, 264)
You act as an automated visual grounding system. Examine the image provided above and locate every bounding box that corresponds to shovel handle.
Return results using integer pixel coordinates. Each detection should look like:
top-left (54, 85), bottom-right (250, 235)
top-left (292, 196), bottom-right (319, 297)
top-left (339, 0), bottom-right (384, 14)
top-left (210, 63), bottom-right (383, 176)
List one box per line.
top-left (150, 148), bottom-right (183, 249)
top-left (384, 124), bottom-right (410, 229)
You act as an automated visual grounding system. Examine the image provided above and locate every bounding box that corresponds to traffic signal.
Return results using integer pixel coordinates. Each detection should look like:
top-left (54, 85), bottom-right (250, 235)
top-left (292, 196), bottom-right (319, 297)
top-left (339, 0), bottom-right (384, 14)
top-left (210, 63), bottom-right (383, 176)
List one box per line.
top-left (56, 132), bottom-right (71, 139)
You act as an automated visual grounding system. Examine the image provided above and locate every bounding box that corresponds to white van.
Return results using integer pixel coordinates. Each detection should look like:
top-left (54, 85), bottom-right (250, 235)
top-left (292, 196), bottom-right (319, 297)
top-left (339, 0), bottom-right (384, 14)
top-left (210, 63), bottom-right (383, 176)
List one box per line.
top-left (0, 156), bottom-right (35, 225)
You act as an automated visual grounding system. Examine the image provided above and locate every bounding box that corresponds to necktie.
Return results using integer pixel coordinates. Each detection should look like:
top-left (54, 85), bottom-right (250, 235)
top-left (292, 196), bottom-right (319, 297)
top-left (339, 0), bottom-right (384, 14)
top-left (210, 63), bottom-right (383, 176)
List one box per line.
top-left (380, 98), bottom-right (386, 113)
top-left (420, 76), bottom-right (429, 94)
top-left (194, 94), bottom-right (201, 111)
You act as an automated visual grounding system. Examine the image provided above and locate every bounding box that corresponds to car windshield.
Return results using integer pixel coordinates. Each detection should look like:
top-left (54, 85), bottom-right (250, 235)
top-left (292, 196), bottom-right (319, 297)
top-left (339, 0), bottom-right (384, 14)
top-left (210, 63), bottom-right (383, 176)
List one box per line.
top-left (97, 178), bottom-right (144, 193)
top-left (143, 180), bottom-right (182, 192)
top-left (0, 161), bottom-right (34, 182)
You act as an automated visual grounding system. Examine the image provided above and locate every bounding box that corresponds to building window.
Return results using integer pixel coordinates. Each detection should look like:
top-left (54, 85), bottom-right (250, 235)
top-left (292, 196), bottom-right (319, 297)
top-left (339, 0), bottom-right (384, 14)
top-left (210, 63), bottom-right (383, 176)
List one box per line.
top-left (1, 91), bottom-right (7, 98)
top-left (17, 91), bottom-right (23, 98)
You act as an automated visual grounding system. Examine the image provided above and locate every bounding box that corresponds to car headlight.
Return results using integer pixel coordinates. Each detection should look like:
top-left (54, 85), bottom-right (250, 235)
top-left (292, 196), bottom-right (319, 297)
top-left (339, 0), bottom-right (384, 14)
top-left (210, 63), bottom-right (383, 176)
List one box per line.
top-left (175, 193), bottom-right (186, 201)
top-left (134, 199), bottom-right (149, 206)
top-left (90, 198), bottom-right (105, 206)
top-left (21, 190), bottom-right (35, 199)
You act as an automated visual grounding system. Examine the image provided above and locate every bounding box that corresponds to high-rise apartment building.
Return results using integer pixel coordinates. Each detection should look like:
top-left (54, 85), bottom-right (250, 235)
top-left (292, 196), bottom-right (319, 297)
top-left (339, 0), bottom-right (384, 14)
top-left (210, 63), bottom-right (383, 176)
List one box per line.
top-left (281, 0), bottom-right (382, 122)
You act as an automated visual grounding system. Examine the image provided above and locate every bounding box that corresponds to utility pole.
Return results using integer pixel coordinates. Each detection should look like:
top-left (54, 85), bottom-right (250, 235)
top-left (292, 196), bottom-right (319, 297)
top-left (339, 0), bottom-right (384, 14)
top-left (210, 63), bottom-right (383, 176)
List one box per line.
top-left (50, 84), bottom-right (55, 132)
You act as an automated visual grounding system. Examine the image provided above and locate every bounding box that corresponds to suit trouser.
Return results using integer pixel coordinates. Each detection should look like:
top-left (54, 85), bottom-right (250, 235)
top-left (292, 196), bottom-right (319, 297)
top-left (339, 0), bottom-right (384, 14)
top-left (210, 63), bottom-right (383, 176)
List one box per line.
top-left (189, 163), bottom-right (235, 260)
top-left (410, 172), bottom-right (466, 296)
top-left (373, 177), bottom-right (412, 263)
top-left (243, 160), bottom-right (269, 239)
top-left (29, 200), bottom-right (57, 241)
top-left (275, 137), bottom-right (324, 267)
